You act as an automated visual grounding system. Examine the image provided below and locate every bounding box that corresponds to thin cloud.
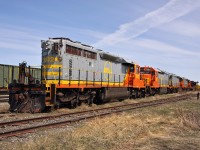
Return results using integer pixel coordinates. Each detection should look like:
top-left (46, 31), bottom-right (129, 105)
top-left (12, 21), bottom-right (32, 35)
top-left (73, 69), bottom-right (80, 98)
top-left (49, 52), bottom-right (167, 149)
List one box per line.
top-left (158, 20), bottom-right (200, 37)
top-left (94, 0), bottom-right (200, 46)
top-left (0, 40), bottom-right (38, 52)
top-left (130, 38), bottom-right (200, 57)
top-left (42, 24), bottom-right (107, 40)
top-left (96, 37), bottom-right (200, 58)
top-left (0, 25), bottom-right (46, 53)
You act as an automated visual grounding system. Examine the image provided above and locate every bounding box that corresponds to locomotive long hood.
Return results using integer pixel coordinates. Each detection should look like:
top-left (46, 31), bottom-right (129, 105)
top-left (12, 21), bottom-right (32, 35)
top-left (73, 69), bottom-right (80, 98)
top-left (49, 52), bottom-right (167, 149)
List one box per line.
top-left (99, 52), bottom-right (132, 64)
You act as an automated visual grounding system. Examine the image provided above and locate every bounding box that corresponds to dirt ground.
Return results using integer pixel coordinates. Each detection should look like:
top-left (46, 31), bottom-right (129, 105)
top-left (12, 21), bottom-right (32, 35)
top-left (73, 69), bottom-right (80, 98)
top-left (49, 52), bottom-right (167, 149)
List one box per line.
top-left (0, 93), bottom-right (200, 150)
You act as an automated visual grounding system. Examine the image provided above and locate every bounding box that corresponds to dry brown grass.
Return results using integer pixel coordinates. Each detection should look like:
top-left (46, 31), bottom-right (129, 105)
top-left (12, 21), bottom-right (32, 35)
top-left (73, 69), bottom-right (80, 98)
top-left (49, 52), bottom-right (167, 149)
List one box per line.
top-left (1, 99), bottom-right (200, 150)
top-left (178, 109), bottom-right (200, 129)
top-left (9, 114), bottom-right (150, 150)
top-left (1, 93), bottom-right (200, 150)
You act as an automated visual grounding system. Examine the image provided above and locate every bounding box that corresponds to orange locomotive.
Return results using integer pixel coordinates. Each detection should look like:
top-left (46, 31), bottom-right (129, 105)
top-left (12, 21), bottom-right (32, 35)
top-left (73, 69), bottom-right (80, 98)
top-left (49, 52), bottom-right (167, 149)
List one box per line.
top-left (140, 67), bottom-right (194, 94)
top-left (140, 66), bottom-right (159, 95)
top-left (125, 64), bottom-right (145, 98)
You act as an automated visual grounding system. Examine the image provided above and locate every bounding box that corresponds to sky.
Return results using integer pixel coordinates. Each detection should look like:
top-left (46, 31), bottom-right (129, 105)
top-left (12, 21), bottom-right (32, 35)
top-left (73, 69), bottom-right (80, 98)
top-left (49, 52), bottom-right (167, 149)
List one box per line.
top-left (0, 0), bottom-right (200, 82)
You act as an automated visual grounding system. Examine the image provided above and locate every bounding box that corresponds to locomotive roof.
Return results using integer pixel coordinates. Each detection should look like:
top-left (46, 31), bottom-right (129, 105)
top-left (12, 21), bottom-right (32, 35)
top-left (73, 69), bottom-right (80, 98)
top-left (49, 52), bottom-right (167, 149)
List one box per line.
top-left (99, 52), bottom-right (133, 64)
top-left (48, 37), bottom-right (135, 64)
top-left (49, 37), bottom-right (98, 53)
top-left (142, 66), bottom-right (158, 72)
top-left (157, 68), bottom-right (180, 78)
top-left (157, 68), bottom-right (170, 74)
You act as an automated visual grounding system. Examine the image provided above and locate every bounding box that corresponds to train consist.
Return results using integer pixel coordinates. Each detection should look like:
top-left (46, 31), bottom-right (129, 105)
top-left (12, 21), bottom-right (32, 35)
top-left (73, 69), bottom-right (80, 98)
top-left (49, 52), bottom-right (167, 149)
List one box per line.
top-left (8, 37), bottom-right (198, 113)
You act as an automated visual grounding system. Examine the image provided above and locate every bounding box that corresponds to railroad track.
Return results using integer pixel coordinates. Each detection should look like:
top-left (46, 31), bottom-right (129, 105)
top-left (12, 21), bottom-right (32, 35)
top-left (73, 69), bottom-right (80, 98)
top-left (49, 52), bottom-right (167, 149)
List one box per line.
top-left (0, 99), bottom-right (8, 103)
top-left (0, 95), bottom-right (9, 103)
top-left (0, 93), bottom-right (195, 140)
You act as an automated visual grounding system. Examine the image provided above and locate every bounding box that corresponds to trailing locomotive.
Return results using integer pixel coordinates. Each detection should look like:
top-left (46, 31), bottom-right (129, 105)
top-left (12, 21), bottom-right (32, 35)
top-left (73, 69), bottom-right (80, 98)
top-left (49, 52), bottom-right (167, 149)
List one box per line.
top-left (140, 67), bottom-right (180, 95)
top-left (8, 37), bottom-right (198, 113)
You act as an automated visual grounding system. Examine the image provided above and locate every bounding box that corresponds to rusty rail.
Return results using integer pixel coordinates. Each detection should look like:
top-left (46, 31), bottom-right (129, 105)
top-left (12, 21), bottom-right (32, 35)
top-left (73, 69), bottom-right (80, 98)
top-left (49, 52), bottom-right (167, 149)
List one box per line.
top-left (0, 94), bottom-right (9, 103)
top-left (0, 93), bottom-right (195, 140)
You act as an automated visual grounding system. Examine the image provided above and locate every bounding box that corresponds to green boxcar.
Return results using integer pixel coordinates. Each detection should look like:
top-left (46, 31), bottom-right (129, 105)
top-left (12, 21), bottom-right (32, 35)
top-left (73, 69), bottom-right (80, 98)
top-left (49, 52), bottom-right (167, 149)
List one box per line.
top-left (0, 64), bottom-right (41, 89)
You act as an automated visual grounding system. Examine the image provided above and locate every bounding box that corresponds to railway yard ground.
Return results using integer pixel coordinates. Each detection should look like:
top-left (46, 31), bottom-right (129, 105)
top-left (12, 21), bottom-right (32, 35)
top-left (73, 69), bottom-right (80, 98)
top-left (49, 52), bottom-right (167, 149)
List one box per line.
top-left (0, 92), bottom-right (200, 150)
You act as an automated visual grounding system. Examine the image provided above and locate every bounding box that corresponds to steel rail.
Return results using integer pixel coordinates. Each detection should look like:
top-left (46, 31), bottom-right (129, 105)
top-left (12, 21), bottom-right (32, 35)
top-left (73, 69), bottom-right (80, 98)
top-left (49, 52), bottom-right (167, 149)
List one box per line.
top-left (0, 93), bottom-right (195, 140)
top-left (0, 94), bottom-right (194, 127)
top-left (0, 95), bottom-right (9, 103)
top-left (0, 99), bottom-right (8, 103)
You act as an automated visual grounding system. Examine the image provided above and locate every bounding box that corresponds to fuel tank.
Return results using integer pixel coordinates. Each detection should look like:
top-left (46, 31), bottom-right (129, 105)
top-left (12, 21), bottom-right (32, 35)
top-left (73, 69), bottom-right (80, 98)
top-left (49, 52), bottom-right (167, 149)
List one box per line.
top-left (97, 87), bottom-right (129, 103)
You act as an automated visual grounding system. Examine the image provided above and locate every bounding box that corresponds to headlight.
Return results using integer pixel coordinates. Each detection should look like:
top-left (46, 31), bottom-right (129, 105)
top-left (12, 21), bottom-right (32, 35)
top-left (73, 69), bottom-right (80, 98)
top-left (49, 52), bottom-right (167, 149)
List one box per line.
top-left (58, 56), bottom-right (62, 62)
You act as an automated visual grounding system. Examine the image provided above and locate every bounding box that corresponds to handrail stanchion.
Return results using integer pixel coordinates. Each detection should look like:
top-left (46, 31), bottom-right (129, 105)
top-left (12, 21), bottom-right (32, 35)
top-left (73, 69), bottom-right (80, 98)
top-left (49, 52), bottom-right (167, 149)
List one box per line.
top-left (119, 75), bottom-right (120, 87)
top-left (93, 72), bottom-right (95, 86)
top-left (114, 74), bottom-right (115, 86)
top-left (86, 71), bottom-right (88, 86)
top-left (108, 73), bottom-right (109, 86)
top-left (101, 72), bottom-right (103, 86)
top-left (78, 69), bottom-right (80, 86)
top-left (58, 67), bottom-right (61, 86)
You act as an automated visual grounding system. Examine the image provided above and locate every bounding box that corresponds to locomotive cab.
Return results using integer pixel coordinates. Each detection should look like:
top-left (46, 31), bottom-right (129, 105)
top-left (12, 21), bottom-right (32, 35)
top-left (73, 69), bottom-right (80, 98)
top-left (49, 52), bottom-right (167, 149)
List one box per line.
top-left (140, 67), bottom-right (159, 87)
top-left (179, 77), bottom-right (188, 91)
top-left (125, 64), bottom-right (145, 98)
top-left (41, 39), bottom-right (63, 107)
top-left (127, 64), bottom-right (144, 87)
top-left (140, 67), bottom-right (159, 95)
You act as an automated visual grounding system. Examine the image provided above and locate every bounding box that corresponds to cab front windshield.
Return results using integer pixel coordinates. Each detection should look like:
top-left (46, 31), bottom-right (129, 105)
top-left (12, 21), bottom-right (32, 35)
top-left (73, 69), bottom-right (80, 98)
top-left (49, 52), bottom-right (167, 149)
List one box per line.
top-left (140, 68), bottom-right (151, 74)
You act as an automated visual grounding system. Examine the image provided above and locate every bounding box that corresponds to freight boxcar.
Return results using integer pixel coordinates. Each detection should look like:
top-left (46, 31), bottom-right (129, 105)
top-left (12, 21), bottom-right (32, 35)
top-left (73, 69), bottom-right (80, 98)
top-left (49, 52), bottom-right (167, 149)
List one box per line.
top-left (0, 64), bottom-right (41, 92)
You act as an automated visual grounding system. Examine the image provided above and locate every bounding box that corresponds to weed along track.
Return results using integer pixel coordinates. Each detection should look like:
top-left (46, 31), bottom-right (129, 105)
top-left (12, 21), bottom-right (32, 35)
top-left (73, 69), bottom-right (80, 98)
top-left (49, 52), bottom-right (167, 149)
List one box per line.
top-left (0, 93), bottom-right (195, 140)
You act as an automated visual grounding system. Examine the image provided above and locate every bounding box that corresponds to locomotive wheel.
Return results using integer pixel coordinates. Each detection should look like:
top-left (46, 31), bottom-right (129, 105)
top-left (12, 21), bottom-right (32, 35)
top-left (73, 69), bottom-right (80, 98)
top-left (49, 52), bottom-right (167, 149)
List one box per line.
top-left (87, 91), bottom-right (96, 106)
top-left (128, 89), bottom-right (133, 99)
top-left (70, 98), bottom-right (78, 108)
top-left (132, 91), bottom-right (138, 99)
top-left (55, 100), bottom-right (61, 109)
top-left (87, 97), bottom-right (93, 106)
top-left (151, 90), bottom-right (156, 96)
top-left (96, 89), bottom-right (106, 104)
top-left (141, 91), bottom-right (145, 98)
top-left (100, 92), bottom-right (105, 103)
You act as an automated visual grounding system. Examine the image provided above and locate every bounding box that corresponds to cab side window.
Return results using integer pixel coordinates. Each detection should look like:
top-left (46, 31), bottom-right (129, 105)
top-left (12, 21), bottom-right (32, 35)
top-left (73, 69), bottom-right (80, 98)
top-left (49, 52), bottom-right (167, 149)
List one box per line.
top-left (130, 66), bottom-right (134, 72)
top-left (136, 66), bottom-right (139, 74)
top-left (52, 43), bottom-right (58, 54)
